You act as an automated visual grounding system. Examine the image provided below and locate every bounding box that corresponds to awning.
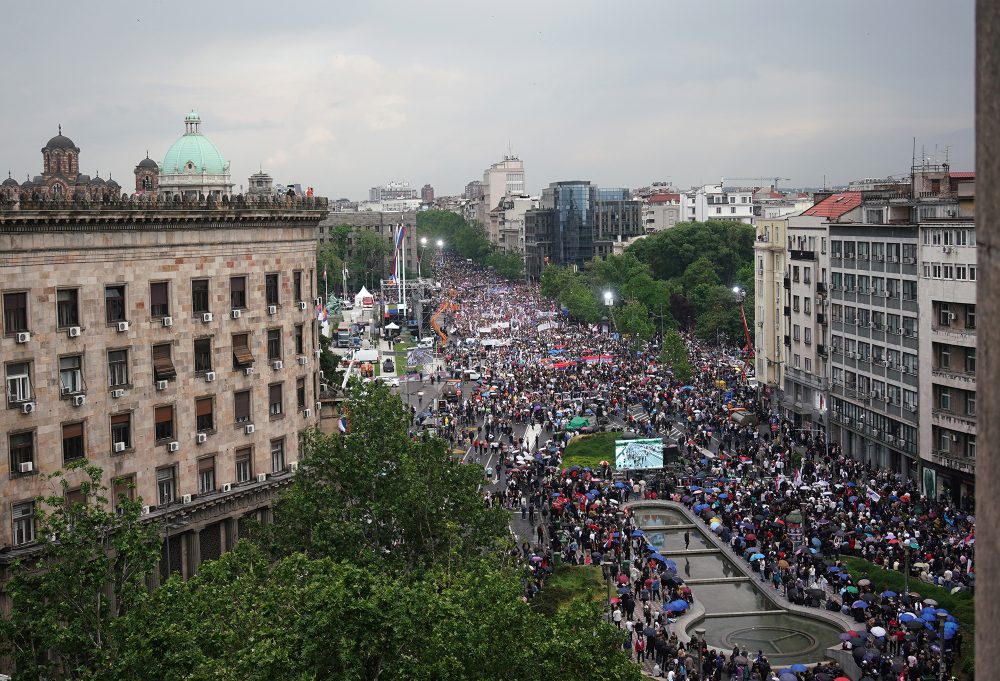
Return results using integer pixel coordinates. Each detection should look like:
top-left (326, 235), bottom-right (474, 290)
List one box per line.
top-left (233, 338), bottom-right (254, 366)
top-left (153, 355), bottom-right (176, 380)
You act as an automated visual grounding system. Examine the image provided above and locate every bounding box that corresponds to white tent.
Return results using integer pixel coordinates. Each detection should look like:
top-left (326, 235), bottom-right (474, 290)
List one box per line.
top-left (385, 322), bottom-right (400, 330)
top-left (354, 286), bottom-right (373, 309)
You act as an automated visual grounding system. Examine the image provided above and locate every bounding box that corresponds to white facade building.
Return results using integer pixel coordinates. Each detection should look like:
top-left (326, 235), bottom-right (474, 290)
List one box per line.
top-left (478, 156), bottom-right (525, 228)
top-left (682, 183), bottom-right (754, 224)
top-left (490, 193), bottom-right (538, 254)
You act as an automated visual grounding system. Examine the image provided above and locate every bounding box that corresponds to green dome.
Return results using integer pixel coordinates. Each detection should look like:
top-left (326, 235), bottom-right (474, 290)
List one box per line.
top-left (161, 112), bottom-right (228, 175)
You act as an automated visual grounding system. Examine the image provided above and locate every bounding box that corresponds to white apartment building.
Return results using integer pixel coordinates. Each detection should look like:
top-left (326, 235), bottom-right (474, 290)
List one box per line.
top-left (753, 215), bottom-right (792, 408)
top-left (478, 156), bottom-right (525, 229)
top-left (682, 183), bottom-right (754, 224)
top-left (489, 193), bottom-right (538, 254)
top-left (641, 193), bottom-right (682, 232)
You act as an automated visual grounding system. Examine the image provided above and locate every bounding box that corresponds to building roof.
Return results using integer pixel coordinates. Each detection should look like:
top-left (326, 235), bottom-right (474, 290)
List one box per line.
top-left (137, 154), bottom-right (158, 170)
top-left (801, 192), bottom-right (862, 219)
top-left (949, 171), bottom-right (975, 180)
top-left (648, 193), bottom-right (680, 204)
top-left (161, 114), bottom-right (228, 176)
top-left (44, 128), bottom-right (78, 151)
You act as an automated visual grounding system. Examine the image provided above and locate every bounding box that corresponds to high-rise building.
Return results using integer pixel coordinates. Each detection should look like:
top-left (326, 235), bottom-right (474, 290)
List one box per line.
top-left (478, 156), bottom-right (525, 227)
top-left (368, 181), bottom-right (418, 202)
top-left (681, 184), bottom-right (755, 224)
top-left (753, 214), bottom-right (793, 409)
top-left (0, 132), bottom-right (327, 574)
top-left (524, 181), bottom-right (642, 280)
top-left (421, 184), bottom-right (434, 204)
top-left (488, 193), bottom-right (537, 255)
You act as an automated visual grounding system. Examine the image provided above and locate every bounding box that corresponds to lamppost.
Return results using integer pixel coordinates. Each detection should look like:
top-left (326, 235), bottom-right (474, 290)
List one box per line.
top-left (436, 239), bottom-right (444, 266)
top-left (695, 627), bottom-right (706, 678)
top-left (936, 610), bottom-right (948, 681)
top-left (418, 236), bottom-right (428, 279)
top-left (604, 291), bottom-right (617, 333)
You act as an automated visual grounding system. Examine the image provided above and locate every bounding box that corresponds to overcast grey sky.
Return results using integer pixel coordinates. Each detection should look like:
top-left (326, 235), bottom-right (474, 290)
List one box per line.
top-left (0, 1), bottom-right (974, 198)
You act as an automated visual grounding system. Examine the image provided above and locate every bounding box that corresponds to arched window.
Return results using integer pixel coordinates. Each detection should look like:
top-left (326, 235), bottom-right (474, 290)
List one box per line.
top-left (143, 176), bottom-right (151, 191)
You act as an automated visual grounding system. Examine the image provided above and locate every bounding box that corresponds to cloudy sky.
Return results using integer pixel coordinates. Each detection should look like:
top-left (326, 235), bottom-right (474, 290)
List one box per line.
top-left (1, 1), bottom-right (973, 198)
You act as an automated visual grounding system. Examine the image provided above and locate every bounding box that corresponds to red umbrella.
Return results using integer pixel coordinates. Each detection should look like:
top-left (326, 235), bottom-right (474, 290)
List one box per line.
top-left (618, 574), bottom-right (629, 584)
top-left (745, 533), bottom-right (757, 542)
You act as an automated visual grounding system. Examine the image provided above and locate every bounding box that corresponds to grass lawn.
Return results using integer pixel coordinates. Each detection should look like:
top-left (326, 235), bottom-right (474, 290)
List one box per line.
top-left (530, 565), bottom-right (606, 617)
top-left (838, 555), bottom-right (974, 676)
top-left (561, 432), bottom-right (620, 469)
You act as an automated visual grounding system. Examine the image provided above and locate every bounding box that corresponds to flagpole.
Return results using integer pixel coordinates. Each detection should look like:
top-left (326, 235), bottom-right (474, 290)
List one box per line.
top-left (400, 222), bottom-right (407, 315)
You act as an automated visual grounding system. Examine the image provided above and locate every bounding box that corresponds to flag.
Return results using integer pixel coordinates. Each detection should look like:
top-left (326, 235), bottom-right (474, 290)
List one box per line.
top-left (792, 467), bottom-right (803, 488)
top-left (338, 416), bottom-right (348, 433)
top-left (866, 488), bottom-right (881, 503)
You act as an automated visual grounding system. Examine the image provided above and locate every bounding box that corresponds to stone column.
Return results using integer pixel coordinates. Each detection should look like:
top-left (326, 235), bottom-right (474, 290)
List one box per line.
top-left (185, 529), bottom-right (202, 578)
top-left (977, 2), bottom-right (999, 675)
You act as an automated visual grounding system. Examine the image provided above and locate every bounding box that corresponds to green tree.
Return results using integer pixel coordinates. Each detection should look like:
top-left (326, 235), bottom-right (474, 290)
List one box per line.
top-left (351, 229), bottom-right (391, 291)
top-left (615, 300), bottom-right (654, 344)
top-left (484, 251), bottom-right (525, 280)
top-left (266, 382), bottom-right (509, 572)
top-left (1, 462), bottom-right (160, 680)
top-left (660, 330), bottom-right (693, 383)
top-left (316, 241), bottom-right (345, 295)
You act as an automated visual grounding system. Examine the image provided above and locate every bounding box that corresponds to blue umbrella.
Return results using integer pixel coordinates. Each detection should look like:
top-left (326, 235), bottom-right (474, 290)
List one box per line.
top-left (779, 673), bottom-right (798, 681)
top-left (750, 553), bottom-right (765, 561)
top-left (790, 664), bottom-right (808, 673)
top-left (649, 553), bottom-right (669, 564)
top-left (899, 613), bottom-right (916, 622)
top-left (852, 600), bottom-right (869, 609)
top-left (848, 496), bottom-right (859, 503)
top-left (645, 545), bottom-right (658, 553)
top-left (719, 493), bottom-right (730, 499)
top-left (614, 481), bottom-right (627, 489)
top-left (617, 585), bottom-right (630, 595)
top-left (689, 486), bottom-right (702, 491)
top-left (935, 608), bottom-right (950, 616)
top-left (811, 537), bottom-right (822, 547)
top-left (921, 612), bottom-right (937, 622)
top-left (663, 559), bottom-right (678, 571)
top-left (881, 590), bottom-right (897, 598)
top-left (631, 529), bottom-right (645, 537)
top-left (667, 599), bottom-right (689, 612)
top-left (827, 566), bottom-right (842, 573)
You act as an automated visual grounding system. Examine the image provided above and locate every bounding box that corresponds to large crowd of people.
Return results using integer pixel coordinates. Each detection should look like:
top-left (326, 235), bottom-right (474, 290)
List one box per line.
top-left (407, 258), bottom-right (973, 680)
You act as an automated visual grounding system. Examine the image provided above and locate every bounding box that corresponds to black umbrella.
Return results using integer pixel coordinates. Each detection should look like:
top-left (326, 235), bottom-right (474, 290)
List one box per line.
top-left (644, 627), bottom-right (657, 637)
top-left (891, 659), bottom-right (906, 673)
top-left (852, 647), bottom-right (867, 662)
top-left (904, 619), bottom-right (925, 630)
top-left (806, 587), bottom-right (825, 598)
top-left (860, 592), bottom-right (877, 603)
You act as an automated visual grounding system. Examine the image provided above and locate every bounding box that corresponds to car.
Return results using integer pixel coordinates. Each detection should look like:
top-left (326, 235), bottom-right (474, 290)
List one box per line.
top-left (417, 338), bottom-right (435, 349)
top-left (378, 375), bottom-right (400, 388)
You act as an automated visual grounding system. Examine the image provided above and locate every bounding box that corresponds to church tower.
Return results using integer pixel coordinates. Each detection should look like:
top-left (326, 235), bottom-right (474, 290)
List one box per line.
top-left (134, 152), bottom-right (159, 194)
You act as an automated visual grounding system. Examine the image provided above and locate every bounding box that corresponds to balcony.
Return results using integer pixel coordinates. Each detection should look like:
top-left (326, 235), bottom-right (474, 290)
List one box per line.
top-left (817, 344), bottom-right (827, 357)
top-left (816, 281), bottom-right (828, 295)
top-left (931, 408), bottom-right (976, 432)
top-left (783, 335), bottom-right (791, 347)
top-left (783, 306), bottom-right (791, 317)
top-left (930, 450), bottom-right (975, 475)
top-left (931, 367), bottom-right (976, 386)
top-left (790, 250), bottom-right (816, 261)
top-left (817, 313), bottom-right (827, 325)
top-left (783, 276), bottom-right (790, 289)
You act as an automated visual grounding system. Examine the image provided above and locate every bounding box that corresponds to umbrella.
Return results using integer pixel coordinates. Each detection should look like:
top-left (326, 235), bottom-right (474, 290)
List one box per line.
top-left (899, 612), bottom-right (916, 622)
top-left (881, 590), bottom-right (898, 598)
top-left (923, 598), bottom-right (938, 607)
top-left (790, 664), bottom-right (808, 673)
top-left (529, 555), bottom-right (543, 563)
top-left (778, 559), bottom-right (790, 569)
top-left (806, 587), bottom-right (825, 599)
top-left (779, 674), bottom-right (798, 681)
top-left (750, 553), bottom-right (765, 561)
top-left (870, 626), bottom-right (887, 637)
top-left (735, 656), bottom-right (749, 665)
top-left (904, 619), bottom-right (926, 630)
top-left (666, 599), bottom-right (689, 612)
top-left (609, 597), bottom-right (620, 604)
top-left (827, 566), bottom-right (842, 573)
top-left (845, 586), bottom-right (859, 594)
top-left (838, 633), bottom-right (855, 642)
top-left (858, 578), bottom-right (872, 587)
top-left (835, 677), bottom-right (851, 681)
top-left (617, 574), bottom-right (629, 584)
top-left (630, 529), bottom-right (645, 537)
top-left (644, 627), bottom-right (657, 637)
top-left (852, 600), bottom-right (869, 609)
top-left (860, 592), bottom-right (877, 603)
top-left (617, 585), bottom-right (630, 595)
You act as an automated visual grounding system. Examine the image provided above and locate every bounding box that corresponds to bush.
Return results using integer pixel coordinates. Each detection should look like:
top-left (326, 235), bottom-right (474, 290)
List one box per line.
top-left (562, 432), bottom-right (620, 469)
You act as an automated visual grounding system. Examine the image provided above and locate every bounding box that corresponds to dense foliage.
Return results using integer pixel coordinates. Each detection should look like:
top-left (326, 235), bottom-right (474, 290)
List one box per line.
top-left (416, 210), bottom-right (525, 280)
top-left (1, 384), bottom-right (639, 681)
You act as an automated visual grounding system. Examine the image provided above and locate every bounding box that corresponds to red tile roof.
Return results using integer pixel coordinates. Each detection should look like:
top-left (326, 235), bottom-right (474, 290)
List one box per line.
top-left (648, 193), bottom-right (680, 203)
top-left (949, 171), bottom-right (975, 180)
top-left (801, 192), bottom-right (862, 219)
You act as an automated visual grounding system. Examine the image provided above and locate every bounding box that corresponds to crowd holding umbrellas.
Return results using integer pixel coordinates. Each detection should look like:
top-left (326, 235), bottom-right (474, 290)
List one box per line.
top-left (415, 258), bottom-right (972, 680)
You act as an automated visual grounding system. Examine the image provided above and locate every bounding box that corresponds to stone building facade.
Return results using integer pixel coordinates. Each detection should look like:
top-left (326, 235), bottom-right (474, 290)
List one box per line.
top-left (0, 194), bottom-right (328, 580)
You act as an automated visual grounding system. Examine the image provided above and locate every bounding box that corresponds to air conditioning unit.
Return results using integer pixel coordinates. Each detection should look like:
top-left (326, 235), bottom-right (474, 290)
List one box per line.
top-left (68, 326), bottom-right (81, 337)
top-left (197, 432), bottom-right (208, 444)
top-left (906, 405), bottom-right (917, 412)
top-left (272, 360), bottom-right (283, 370)
top-left (315, 401), bottom-right (322, 412)
top-left (156, 380), bottom-right (168, 391)
top-left (896, 329), bottom-right (904, 335)
top-left (244, 366), bottom-right (255, 376)
top-left (303, 408), bottom-right (311, 418)
top-left (15, 332), bottom-right (30, 343)
top-left (943, 246), bottom-right (953, 254)
top-left (202, 312), bottom-right (214, 323)
top-left (142, 506), bottom-right (151, 515)
top-left (168, 441), bottom-right (179, 452)
top-left (231, 309), bottom-right (242, 319)
top-left (162, 316), bottom-right (173, 327)
top-left (298, 356), bottom-right (308, 366)
top-left (268, 305), bottom-right (277, 315)
top-left (874, 255), bottom-right (884, 262)
top-left (883, 291), bottom-right (891, 298)
top-left (111, 388), bottom-right (125, 398)
top-left (289, 461), bottom-right (299, 472)
top-left (887, 435), bottom-right (895, 443)
top-left (852, 318), bottom-right (860, 325)
top-left (872, 429), bottom-right (879, 438)
top-left (61, 385), bottom-right (74, 396)
top-left (21, 402), bottom-right (35, 414)
top-left (298, 301), bottom-right (307, 310)
top-left (72, 394), bottom-right (85, 407)
top-left (113, 441), bottom-right (126, 453)
top-left (848, 351), bottom-right (856, 359)
top-left (117, 321), bottom-right (129, 332)
top-left (245, 424), bottom-right (255, 434)
top-left (256, 473), bottom-right (267, 483)
top-left (314, 349), bottom-right (322, 358)
top-left (222, 483), bottom-right (233, 493)
top-left (182, 494), bottom-right (192, 504)
top-left (870, 390), bottom-right (877, 398)
top-left (869, 322), bottom-right (876, 328)
top-left (951, 434), bottom-right (959, 442)
top-left (205, 371), bottom-right (216, 382)
top-left (882, 360), bottom-right (890, 367)
top-left (18, 461), bottom-right (33, 473)
top-left (947, 312), bottom-right (956, 322)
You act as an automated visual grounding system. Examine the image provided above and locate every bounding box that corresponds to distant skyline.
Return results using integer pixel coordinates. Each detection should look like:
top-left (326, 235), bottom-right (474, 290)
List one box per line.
top-left (0, 1), bottom-right (974, 199)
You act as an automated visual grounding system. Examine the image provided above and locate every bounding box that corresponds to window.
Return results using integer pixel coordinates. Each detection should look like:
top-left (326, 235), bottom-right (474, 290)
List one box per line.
top-left (803, 268), bottom-right (811, 285)
top-left (112, 475), bottom-right (136, 513)
top-left (297, 377), bottom-right (306, 409)
top-left (857, 242), bottom-right (870, 259)
top-left (269, 383), bottom-right (283, 417)
top-left (5, 363), bottom-right (34, 411)
top-left (939, 303), bottom-right (952, 327)
top-left (156, 466), bottom-right (176, 505)
top-left (843, 242), bottom-right (855, 259)
top-left (804, 328), bottom-right (812, 345)
top-left (59, 355), bottom-right (84, 395)
top-left (105, 285), bottom-right (126, 323)
top-left (232, 333), bottom-right (254, 368)
top-left (793, 266), bottom-right (799, 282)
top-left (198, 457), bottom-right (216, 494)
top-left (192, 279), bottom-right (210, 314)
top-left (793, 295), bottom-right (800, 313)
top-left (715, 207), bottom-right (721, 214)
top-left (730, 207), bottom-right (736, 214)
top-left (831, 272), bottom-right (842, 290)
top-left (965, 348), bottom-right (976, 374)
top-left (857, 275), bottom-right (870, 293)
top-left (108, 349), bottom-right (129, 387)
top-left (939, 431), bottom-right (951, 453)
top-left (230, 276), bottom-right (247, 310)
top-left (111, 412), bottom-right (131, 451)
top-left (793, 354), bottom-right (801, 369)
top-left (9, 431), bottom-right (34, 473)
top-left (235, 447), bottom-right (253, 483)
top-left (266, 273), bottom-right (280, 306)
top-left (234, 390), bottom-right (251, 424)
top-left (804, 357), bottom-right (812, 373)
top-left (939, 387), bottom-right (951, 411)
top-left (12, 501), bottom-right (35, 546)
top-left (152, 344), bottom-right (176, 381)
top-left (3, 291), bottom-right (28, 335)
top-left (844, 273), bottom-right (855, 291)
top-left (966, 394), bottom-right (976, 417)
top-left (804, 298), bottom-right (811, 315)
top-left (295, 324), bottom-right (304, 355)
top-left (194, 338), bottom-right (213, 373)
top-left (270, 438), bottom-right (285, 472)
top-left (966, 304), bottom-right (976, 329)
top-left (293, 271), bottom-right (303, 302)
top-left (150, 282), bottom-right (169, 318)
top-left (967, 436), bottom-right (977, 460)
top-left (57, 289), bottom-right (79, 327)
top-left (267, 328), bottom-right (282, 361)
top-left (62, 422), bottom-right (85, 462)
top-left (196, 396), bottom-right (214, 432)
top-left (902, 317), bottom-right (917, 337)
top-left (154, 405), bottom-right (174, 442)
top-left (831, 241), bottom-right (842, 258)
top-left (939, 345), bottom-right (951, 370)
top-left (793, 325), bottom-right (800, 341)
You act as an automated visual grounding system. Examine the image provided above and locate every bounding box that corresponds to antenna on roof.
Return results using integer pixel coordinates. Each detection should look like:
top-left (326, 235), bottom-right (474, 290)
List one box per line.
top-left (58, 124), bottom-right (62, 135)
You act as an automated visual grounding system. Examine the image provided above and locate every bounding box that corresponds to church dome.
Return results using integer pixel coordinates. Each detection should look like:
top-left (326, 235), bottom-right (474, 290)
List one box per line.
top-left (45, 130), bottom-right (78, 150)
top-left (137, 155), bottom-right (158, 170)
top-left (161, 111), bottom-right (228, 176)
top-left (2, 173), bottom-right (19, 188)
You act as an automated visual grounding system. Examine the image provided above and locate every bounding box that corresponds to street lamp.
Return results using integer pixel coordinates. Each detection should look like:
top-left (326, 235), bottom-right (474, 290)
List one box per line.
top-left (604, 291), bottom-right (614, 306)
top-left (436, 239), bottom-right (445, 266)
top-left (695, 627), bottom-right (706, 676)
top-left (418, 237), bottom-right (428, 279)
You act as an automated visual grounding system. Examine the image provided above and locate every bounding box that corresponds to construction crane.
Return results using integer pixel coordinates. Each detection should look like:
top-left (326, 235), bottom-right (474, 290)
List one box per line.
top-left (723, 176), bottom-right (791, 190)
